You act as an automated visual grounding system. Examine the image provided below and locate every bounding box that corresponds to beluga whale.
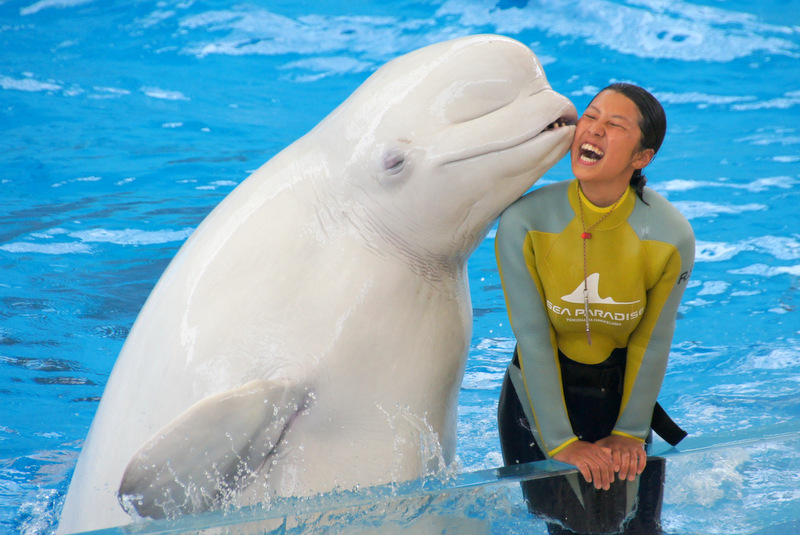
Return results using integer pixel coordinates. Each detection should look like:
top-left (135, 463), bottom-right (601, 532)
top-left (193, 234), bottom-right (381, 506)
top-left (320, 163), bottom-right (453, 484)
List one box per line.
top-left (57, 34), bottom-right (577, 533)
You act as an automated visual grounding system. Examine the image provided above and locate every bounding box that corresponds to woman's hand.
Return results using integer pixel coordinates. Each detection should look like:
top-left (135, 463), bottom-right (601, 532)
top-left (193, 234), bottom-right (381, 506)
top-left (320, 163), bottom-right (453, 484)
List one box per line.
top-left (551, 440), bottom-right (615, 490)
top-left (594, 435), bottom-right (647, 481)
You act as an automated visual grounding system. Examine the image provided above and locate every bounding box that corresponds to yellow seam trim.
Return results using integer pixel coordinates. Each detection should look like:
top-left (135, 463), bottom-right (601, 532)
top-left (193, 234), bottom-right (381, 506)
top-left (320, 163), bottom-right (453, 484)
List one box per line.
top-left (514, 233), bottom-right (551, 453)
top-left (548, 436), bottom-right (580, 457)
top-left (611, 430), bottom-right (646, 443)
top-left (517, 349), bottom-right (550, 456)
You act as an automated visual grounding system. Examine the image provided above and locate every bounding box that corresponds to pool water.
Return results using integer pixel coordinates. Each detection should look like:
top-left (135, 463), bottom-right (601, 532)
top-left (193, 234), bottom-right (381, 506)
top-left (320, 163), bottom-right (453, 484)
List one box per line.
top-left (1, 0), bottom-right (799, 533)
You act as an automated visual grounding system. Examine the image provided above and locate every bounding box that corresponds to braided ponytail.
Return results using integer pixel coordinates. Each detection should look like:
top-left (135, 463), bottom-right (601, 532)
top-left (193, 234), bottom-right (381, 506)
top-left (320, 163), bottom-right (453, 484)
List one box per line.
top-left (631, 168), bottom-right (647, 203)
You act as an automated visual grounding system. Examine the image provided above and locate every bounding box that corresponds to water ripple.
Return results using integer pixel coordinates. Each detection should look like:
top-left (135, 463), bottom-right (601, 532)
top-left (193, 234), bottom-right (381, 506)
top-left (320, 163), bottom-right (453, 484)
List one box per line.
top-left (672, 200), bottom-right (767, 219)
top-left (1, 227), bottom-right (194, 255)
top-left (437, 0), bottom-right (798, 61)
top-left (696, 235), bottom-right (800, 263)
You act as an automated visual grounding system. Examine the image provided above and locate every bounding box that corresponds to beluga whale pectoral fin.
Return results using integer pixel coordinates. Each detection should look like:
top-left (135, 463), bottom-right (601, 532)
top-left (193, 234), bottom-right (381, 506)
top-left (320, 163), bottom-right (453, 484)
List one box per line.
top-left (118, 379), bottom-right (310, 520)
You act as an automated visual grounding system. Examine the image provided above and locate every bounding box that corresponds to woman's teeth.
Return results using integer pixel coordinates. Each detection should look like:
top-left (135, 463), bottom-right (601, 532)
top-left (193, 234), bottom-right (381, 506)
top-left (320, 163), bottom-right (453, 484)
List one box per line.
top-left (579, 142), bottom-right (604, 163)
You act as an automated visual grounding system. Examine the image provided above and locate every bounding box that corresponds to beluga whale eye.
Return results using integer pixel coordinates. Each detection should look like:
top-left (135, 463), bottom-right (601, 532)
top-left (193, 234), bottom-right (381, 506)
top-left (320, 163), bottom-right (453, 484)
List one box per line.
top-left (374, 147), bottom-right (411, 184)
top-left (383, 149), bottom-right (407, 175)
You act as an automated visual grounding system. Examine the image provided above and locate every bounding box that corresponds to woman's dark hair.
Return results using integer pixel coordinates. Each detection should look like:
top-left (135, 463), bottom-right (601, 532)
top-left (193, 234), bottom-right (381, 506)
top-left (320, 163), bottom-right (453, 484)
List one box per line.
top-left (601, 83), bottom-right (667, 203)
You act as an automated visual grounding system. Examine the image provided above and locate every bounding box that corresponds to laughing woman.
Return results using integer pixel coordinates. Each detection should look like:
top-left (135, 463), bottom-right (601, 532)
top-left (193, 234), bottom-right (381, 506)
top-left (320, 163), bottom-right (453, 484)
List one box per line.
top-left (495, 83), bottom-right (694, 534)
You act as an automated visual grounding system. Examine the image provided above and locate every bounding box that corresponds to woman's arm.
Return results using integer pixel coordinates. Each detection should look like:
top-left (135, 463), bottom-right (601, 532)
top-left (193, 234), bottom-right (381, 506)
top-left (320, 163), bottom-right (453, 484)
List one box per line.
top-left (495, 195), bottom-right (577, 456)
top-left (614, 197), bottom-right (695, 442)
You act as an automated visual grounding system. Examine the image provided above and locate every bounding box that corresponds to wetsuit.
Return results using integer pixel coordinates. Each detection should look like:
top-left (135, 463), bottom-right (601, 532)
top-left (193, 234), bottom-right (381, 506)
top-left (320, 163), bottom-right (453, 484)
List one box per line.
top-left (495, 179), bottom-right (694, 534)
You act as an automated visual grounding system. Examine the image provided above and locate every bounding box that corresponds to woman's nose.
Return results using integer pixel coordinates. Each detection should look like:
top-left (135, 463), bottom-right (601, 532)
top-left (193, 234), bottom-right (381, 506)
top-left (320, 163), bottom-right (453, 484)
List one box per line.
top-left (587, 121), bottom-right (604, 136)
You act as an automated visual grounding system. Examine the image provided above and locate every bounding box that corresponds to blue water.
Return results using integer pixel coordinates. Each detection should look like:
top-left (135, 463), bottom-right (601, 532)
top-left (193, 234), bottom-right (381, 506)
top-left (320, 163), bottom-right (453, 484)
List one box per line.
top-left (1, 0), bottom-right (799, 533)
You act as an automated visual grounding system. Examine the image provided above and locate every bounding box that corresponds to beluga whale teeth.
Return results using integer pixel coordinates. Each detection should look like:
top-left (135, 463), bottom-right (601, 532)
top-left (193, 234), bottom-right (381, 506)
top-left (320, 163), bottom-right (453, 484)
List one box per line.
top-left (579, 142), bottom-right (604, 162)
top-left (544, 117), bottom-right (575, 131)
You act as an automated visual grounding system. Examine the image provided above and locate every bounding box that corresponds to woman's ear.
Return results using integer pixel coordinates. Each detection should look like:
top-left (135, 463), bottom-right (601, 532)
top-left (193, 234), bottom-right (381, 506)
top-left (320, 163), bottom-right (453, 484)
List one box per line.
top-left (633, 148), bottom-right (655, 170)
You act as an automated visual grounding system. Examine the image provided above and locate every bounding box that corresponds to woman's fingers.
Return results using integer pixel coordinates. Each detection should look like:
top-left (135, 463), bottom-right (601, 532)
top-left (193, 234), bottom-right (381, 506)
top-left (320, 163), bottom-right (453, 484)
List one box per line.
top-left (554, 441), bottom-right (615, 490)
top-left (620, 447), bottom-right (646, 481)
top-left (576, 458), bottom-right (610, 490)
top-left (595, 435), bottom-right (648, 482)
top-left (635, 446), bottom-right (648, 476)
top-left (575, 460), bottom-right (595, 487)
top-left (617, 449), bottom-right (632, 480)
top-left (558, 437), bottom-right (650, 488)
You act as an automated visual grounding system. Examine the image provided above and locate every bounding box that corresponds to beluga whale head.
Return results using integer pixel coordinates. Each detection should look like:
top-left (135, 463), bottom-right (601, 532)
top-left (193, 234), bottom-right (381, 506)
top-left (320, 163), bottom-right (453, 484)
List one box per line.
top-left (300, 34), bottom-right (577, 273)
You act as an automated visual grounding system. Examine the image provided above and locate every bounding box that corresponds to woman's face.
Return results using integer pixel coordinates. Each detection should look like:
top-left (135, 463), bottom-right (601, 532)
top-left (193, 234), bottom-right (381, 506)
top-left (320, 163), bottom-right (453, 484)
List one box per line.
top-left (570, 90), bottom-right (652, 188)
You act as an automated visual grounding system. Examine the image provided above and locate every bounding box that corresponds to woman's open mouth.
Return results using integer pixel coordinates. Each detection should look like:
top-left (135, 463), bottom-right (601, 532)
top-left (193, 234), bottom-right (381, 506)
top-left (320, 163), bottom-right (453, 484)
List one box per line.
top-left (579, 142), bottom-right (604, 163)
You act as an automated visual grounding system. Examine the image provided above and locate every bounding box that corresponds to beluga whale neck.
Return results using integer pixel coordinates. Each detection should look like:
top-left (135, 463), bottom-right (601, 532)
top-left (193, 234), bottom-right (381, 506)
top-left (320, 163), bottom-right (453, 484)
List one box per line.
top-left (57, 34), bottom-right (576, 534)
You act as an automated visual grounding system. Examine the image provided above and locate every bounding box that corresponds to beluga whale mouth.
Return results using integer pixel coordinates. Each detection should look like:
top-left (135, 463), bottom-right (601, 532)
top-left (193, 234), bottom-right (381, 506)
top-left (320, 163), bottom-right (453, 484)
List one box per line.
top-left (544, 117), bottom-right (575, 132)
top-left (441, 105), bottom-right (578, 168)
top-left (517, 111), bottom-right (578, 149)
top-left (502, 109), bottom-right (578, 155)
top-left (503, 108), bottom-right (577, 157)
